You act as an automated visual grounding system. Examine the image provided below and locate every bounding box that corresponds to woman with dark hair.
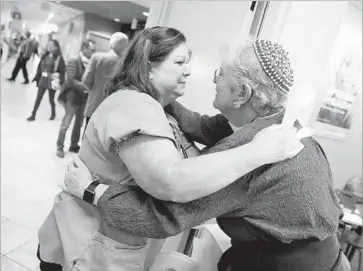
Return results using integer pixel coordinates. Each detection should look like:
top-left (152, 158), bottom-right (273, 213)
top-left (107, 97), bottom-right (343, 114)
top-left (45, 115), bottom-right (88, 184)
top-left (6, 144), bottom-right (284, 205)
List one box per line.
top-left (37, 27), bottom-right (305, 271)
top-left (27, 39), bottom-right (65, 121)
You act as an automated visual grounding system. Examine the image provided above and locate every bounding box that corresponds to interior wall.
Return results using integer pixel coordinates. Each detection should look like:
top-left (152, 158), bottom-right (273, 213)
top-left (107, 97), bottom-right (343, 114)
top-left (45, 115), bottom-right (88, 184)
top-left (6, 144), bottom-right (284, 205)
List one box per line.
top-left (251, 1), bottom-right (362, 188)
top-left (311, 2), bottom-right (362, 189)
top-left (84, 13), bottom-right (121, 40)
top-left (147, 1), bottom-right (252, 115)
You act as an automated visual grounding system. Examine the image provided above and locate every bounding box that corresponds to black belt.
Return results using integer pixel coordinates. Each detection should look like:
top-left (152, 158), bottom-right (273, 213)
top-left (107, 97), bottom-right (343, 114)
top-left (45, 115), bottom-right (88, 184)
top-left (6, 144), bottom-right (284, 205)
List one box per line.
top-left (218, 235), bottom-right (341, 271)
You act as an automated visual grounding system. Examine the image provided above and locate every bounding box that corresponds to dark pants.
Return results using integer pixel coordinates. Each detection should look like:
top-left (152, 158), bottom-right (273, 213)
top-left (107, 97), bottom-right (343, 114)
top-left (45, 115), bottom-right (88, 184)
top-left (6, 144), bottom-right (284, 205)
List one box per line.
top-left (56, 100), bottom-right (85, 150)
top-left (10, 56), bottom-right (29, 81)
top-left (31, 87), bottom-right (56, 117)
top-left (37, 244), bottom-right (62, 271)
top-left (218, 235), bottom-right (342, 271)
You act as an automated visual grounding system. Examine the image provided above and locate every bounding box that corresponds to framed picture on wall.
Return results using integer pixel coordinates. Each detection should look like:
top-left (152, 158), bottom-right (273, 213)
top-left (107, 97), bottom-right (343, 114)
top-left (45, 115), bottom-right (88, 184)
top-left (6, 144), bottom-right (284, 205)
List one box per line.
top-left (314, 2), bottom-right (362, 140)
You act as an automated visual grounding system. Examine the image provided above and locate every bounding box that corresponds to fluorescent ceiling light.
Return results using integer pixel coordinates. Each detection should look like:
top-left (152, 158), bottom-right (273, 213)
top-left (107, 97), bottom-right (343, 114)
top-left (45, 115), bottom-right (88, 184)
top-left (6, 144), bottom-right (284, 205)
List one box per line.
top-left (114, 18), bottom-right (121, 22)
top-left (143, 12), bottom-right (149, 16)
top-left (45, 12), bottom-right (54, 24)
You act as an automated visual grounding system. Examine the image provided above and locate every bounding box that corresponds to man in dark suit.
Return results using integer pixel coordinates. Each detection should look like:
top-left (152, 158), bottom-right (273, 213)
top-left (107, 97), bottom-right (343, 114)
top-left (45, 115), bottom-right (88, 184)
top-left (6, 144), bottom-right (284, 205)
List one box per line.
top-left (82, 32), bottom-right (129, 131)
top-left (56, 39), bottom-right (96, 158)
top-left (7, 31), bottom-right (35, 84)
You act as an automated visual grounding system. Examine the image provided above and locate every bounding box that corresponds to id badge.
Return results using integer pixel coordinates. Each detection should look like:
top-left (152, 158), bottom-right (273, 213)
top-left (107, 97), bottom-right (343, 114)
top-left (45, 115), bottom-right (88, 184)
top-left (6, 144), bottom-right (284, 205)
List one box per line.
top-left (41, 72), bottom-right (48, 77)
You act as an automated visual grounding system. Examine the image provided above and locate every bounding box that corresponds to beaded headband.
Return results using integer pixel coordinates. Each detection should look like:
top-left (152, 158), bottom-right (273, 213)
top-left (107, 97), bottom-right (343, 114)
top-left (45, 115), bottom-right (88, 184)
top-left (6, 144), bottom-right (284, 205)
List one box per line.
top-left (253, 40), bottom-right (294, 94)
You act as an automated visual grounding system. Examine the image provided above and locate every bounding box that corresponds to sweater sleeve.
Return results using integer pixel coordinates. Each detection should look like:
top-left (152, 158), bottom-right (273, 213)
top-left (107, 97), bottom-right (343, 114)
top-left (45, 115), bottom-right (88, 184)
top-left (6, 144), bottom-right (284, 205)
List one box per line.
top-left (165, 101), bottom-right (233, 147)
top-left (97, 176), bottom-right (249, 238)
top-left (66, 59), bottom-right (88, 92)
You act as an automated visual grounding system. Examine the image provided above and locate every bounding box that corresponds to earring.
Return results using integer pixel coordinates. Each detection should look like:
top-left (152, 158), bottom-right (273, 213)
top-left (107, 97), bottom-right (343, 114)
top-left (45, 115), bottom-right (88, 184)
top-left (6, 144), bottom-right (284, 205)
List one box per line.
top-left (232, 100), bottom-right (241, 108)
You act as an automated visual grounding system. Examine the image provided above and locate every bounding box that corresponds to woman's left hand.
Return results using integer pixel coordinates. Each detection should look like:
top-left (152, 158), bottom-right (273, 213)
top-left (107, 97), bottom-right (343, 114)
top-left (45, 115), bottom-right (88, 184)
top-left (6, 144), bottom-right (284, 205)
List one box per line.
top-left (60, 156), bottom-right (93, 199)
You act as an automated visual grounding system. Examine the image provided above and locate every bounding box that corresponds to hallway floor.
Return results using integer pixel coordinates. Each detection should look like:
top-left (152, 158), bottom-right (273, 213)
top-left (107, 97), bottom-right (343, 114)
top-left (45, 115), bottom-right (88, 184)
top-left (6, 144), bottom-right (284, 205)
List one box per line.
top-left (1, 57), bottom-right (78, 270)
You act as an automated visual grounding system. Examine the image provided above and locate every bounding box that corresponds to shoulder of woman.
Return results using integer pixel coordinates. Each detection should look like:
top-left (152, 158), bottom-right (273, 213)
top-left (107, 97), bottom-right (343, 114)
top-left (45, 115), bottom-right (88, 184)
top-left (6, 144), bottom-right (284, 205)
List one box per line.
top-left (94, 90), bottom-right (176, 149)
top-left (102, 90), bottom-right (164, 117)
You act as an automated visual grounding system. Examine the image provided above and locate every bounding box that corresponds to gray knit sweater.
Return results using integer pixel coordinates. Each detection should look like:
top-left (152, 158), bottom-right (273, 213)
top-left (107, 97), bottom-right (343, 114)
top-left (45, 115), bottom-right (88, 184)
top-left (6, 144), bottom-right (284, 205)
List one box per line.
top-left (97, 103), bottom-right (342, 243)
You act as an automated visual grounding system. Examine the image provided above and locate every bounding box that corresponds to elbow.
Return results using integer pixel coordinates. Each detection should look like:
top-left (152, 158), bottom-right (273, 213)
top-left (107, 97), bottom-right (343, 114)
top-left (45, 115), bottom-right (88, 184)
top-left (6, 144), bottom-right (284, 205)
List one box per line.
top-left (149, 178), bottom-right (191, 203)
top-left (152, 170), bottom-right (194, 203)
top-left (168, 191), bottom-right (193, 203)
top-left (165, 178), bottom-right (195, 203)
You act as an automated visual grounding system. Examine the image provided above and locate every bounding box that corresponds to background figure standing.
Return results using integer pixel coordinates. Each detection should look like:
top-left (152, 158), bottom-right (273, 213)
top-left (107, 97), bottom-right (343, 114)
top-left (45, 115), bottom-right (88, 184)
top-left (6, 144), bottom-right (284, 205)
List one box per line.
top-left (82, 32), bottom-right (129, 131)
top-left (27, 39), bottom-right (65, 121)
top-left (7, 31), bottom-right (35, 84)
top-left (56, 39), bottom-right (96, 158)
top-left (30, 36), bottom-right (39, 61)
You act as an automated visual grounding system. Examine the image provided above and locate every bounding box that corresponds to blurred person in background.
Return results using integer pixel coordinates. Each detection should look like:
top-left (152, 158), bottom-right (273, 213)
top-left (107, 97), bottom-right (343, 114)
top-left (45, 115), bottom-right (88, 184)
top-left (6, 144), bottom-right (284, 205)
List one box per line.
top-left (6, 31), bottom-right (36, 84)
top-left (343, 175), bottom-right (363, 198)
top-left (82, 32), bottom-right (129, 132)
top-left (30, 36), bottom-right (39, 61)
top-left (55, 39), bottom-right (96, 158)
top-left (27, 39), bottom-right (65, 121)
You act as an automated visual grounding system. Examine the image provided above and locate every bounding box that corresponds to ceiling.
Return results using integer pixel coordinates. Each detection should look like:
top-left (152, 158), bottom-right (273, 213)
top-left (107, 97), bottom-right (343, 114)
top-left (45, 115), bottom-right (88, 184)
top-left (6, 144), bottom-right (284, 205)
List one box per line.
top-left (59, 1), bottom-right (150, 23)
top-left (0, 1), bottom-right (83, 25)
top-left (351, 0), bottom-right (362, 10)
top-left (0, 0), bottom-right (150, 34)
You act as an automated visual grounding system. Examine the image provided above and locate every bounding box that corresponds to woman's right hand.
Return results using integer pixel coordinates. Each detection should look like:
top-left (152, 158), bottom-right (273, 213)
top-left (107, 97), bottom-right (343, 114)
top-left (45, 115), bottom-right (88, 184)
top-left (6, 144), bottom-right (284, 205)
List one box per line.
top-left (251, 124), bottom-right (314, 165)
top-left (60, 156), bottom-right (94, 199)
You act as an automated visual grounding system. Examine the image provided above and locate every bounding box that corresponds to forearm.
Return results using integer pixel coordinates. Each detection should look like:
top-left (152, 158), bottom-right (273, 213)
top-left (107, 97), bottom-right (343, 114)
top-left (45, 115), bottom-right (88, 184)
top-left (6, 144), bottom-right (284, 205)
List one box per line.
top-left (97, 180), bottom-right (246, 238)
top-left (67, 78), bottom-right (88, 92)
top-left (58, 60), bottom-right (66, 85)
top-left (66, 61), bottom-right (88, 92)
top-left (33, 63), bottom-right (41, 82)
top-left (59, 72), bottom-right (65, 86)
top-left (165, 101), bottom-right (203, 140)
top-left (156, 141), bottom-right (259, 202)
top-left (82, 71), bottom-right (94, 91)
top-left (165, 101), bottom-right (232, 146)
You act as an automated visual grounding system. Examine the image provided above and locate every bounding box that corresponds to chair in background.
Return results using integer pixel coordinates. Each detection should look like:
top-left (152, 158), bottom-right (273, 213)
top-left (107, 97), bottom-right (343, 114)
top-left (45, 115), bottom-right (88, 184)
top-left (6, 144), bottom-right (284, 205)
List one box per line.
top-left (345, 229), bottom-right (363, 271)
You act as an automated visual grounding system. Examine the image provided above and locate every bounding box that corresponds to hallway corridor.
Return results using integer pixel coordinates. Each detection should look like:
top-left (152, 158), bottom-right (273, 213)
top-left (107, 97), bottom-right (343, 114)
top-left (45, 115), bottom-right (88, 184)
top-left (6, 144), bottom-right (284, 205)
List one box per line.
top-left (1, 58), bottom-right (78, 270)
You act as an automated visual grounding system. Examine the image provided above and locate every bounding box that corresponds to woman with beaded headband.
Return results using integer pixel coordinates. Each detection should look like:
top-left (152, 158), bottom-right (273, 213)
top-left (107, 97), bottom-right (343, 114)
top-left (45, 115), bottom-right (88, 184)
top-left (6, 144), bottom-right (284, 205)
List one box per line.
top-left (55, 34), bottom-right (339, 271)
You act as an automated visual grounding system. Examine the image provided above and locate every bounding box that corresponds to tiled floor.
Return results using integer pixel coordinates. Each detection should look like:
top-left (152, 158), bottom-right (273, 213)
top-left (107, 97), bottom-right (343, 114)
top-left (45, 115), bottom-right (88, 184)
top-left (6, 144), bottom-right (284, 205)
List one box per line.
top-left (1, 57), bottom-right (78, 270)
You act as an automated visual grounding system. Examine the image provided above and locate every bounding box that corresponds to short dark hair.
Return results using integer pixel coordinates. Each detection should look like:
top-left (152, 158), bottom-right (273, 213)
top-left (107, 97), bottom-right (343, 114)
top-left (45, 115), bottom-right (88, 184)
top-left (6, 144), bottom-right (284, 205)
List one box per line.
top-left (81, 38), bottom-right (95, 50)
top-left (106, 26), bottom-right (187, 101)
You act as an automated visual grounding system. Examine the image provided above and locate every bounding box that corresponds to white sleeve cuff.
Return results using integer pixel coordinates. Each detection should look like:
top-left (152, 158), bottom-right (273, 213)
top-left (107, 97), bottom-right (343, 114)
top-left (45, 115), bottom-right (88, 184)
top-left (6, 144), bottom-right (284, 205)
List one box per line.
top-left (94, 184), bottom-right (110, 205)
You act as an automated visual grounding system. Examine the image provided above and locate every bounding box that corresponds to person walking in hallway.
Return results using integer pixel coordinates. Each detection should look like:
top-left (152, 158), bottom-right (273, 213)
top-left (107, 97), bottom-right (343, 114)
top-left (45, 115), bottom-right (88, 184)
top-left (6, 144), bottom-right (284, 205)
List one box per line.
top-left (7, 31), bottom-right (35, 84)
top-left (27, 39), bottom-right (65, 121)
top-left (56, 39), bottom-right (96, 158)
top-left (83, 32), bottom-right (128, 131)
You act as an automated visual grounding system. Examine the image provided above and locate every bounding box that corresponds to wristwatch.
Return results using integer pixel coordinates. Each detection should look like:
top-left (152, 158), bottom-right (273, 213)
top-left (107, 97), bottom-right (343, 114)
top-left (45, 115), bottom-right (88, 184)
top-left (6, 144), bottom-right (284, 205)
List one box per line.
top-left (83, 180), bottom-right (100, 204)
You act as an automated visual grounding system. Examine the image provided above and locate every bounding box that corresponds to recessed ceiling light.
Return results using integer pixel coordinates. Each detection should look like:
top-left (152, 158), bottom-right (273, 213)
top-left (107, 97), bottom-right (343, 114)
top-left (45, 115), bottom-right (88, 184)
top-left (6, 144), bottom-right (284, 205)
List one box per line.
top-left (142, 12), bottom-right (149, 17)
top-left (114, 18), bottom-right (121, 22)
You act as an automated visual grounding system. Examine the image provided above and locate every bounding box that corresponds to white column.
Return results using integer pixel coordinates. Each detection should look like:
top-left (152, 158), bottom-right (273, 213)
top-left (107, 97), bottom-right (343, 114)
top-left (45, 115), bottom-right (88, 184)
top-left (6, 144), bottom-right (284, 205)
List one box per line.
top-left (145, 1), bottom-right (173, 28)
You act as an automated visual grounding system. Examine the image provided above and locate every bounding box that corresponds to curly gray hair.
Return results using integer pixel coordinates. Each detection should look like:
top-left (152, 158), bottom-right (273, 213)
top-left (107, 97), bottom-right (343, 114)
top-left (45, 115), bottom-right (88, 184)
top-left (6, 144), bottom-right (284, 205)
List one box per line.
top-left (228, 40), bottom-right (289, 117)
